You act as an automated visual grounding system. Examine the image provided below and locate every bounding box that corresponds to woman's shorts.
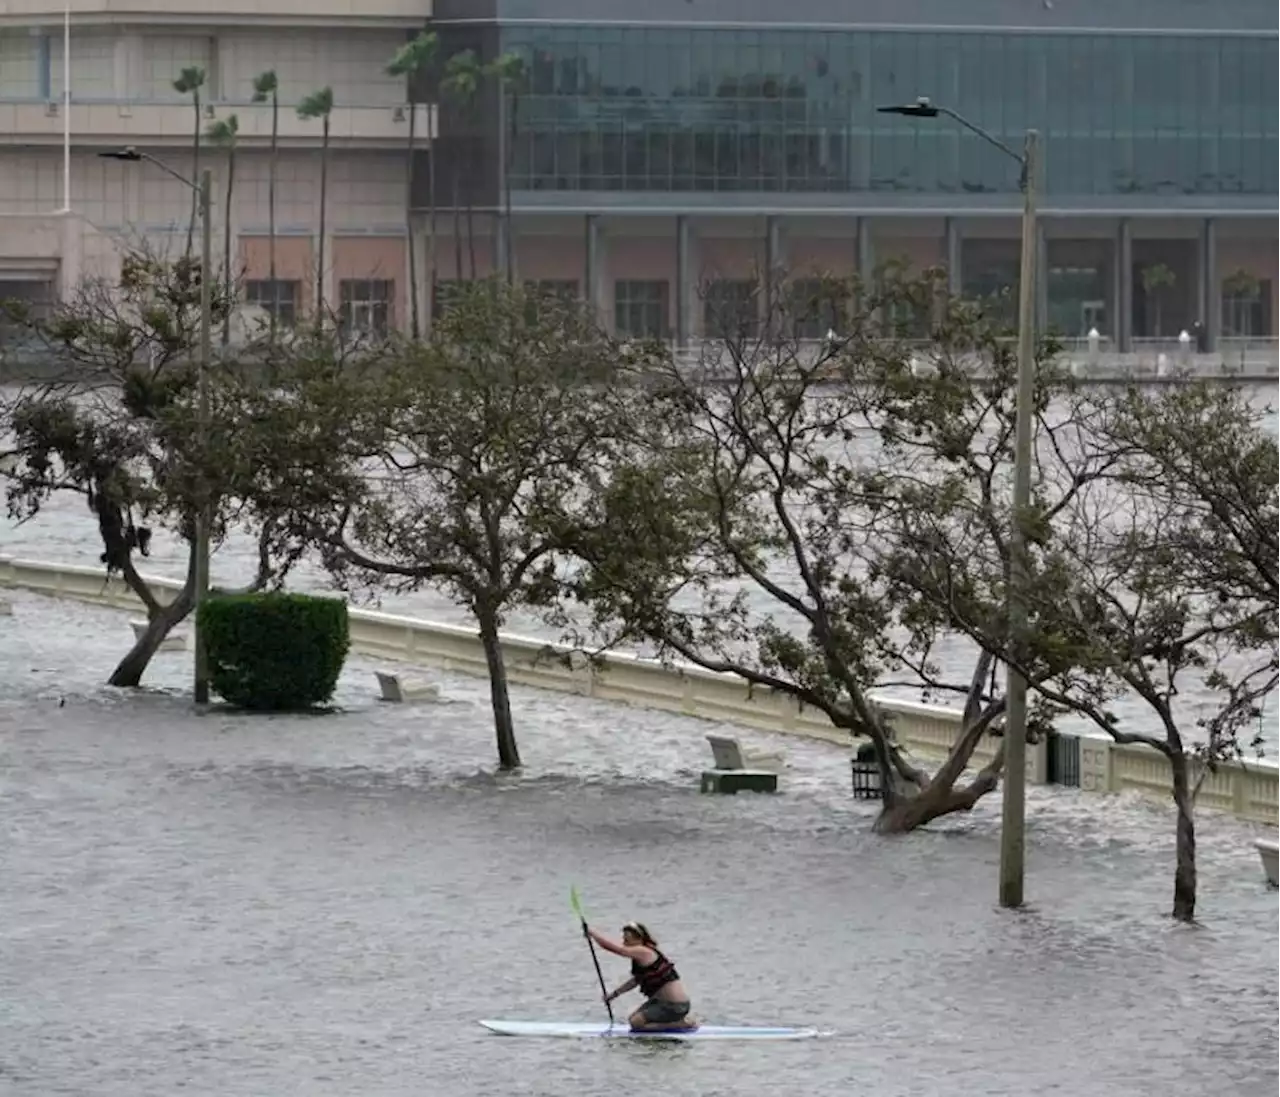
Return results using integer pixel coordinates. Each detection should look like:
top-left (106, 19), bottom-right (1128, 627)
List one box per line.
top-left (640, 998), bottom-right (691, 1024)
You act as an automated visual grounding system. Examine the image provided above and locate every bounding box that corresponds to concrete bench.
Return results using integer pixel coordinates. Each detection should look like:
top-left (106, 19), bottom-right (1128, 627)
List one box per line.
top-left (375, 670), bottom-right (441, 704)
top-left (706, 734), bottom-right (786, 773)
top-left (701, 734), bottom-right (782, 794)
top-left (1255, 838), bottom-right (1278, 887)
top-left (129, 618), bottom-right (189, 652)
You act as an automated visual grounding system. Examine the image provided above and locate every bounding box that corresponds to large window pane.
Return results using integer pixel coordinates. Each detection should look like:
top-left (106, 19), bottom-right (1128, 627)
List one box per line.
top-left (501, 25), bottom-right (1277, 197)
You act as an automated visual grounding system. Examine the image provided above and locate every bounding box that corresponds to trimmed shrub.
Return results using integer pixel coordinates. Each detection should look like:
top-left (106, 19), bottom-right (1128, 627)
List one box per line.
top-left (198, 592), bottom-right (350, 711)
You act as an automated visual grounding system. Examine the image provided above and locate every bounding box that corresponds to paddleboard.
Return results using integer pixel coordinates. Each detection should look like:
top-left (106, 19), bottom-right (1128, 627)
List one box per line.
top-left (478, 1020), bottom-right (823, 1041)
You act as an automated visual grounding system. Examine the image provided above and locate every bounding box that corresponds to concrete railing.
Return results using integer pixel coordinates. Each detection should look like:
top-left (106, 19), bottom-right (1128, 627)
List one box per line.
top-left (0, 554), bottom-right (1274, 825)
top-left (0, 553), bottom-right (940, 748)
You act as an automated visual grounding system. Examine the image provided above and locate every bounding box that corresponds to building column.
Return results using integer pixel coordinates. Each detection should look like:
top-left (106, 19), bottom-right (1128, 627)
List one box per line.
top-left (37, 34), bottom-right (51, 100)
top-left (114, 35), bottom-right (140, 99)
top-left (322, 232), bottom-right (336, 319)
top-left (583, 214), bottom-right (602, 324)
top-left (406, 216), bottom-right (423, 336)
top-left (1114, 218), bottom-right (1132, 351)
top-left (944, 217), bottom-right (962, 296)
top-left (1200, 217), bottom-right (1218, 351)
top-left (59, 210), bottom-right (82, 300)
top-left (676, 214), bottom-right (691, 347)
top-left (855, 216), bottom-right (873, 282)
top-left (493, 214), bottom-right (509, 280)
top-left (856, 217), bottom-right (876, 326)
top-left (764, 215), bottom-right (783, 328)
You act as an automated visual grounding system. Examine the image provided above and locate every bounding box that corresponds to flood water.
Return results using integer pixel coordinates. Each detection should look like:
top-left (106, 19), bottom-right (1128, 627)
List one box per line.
top-left (1, 593), bottom-right (1276, 1096)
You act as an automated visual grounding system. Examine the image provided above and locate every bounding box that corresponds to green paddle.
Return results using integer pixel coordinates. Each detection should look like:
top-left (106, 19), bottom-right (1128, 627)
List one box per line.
top-left (570, 885), bottom-right (615, 1027)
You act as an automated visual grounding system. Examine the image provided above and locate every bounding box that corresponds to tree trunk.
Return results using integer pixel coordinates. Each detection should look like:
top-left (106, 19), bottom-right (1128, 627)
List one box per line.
top-left (427, 132), bottom-right (437, 334)
top-left (1169, 751), bottom-right (1198, 923)
top-left (186, 94), bottom-right (200, 256)
top-left (222, 147), bottom-right (235, 346)
top-left (465, 137), bottom-right (477, 279)
top-left (316, 119), bottom-right (329, 319)
top-left (873, 781), bottom-right (967, 834)
top-left (504, 92), bottom-right (516, 284)
top-left (405, 104), bottom-right (420, 339)
top-left (452, 172), bottom-right (463, 291)
top-left (268, 95), bottom-right (278, 342)
top-left (107, 598), bottom-right (193, 688)
top-left (478, 612), bottom-right (520, 770)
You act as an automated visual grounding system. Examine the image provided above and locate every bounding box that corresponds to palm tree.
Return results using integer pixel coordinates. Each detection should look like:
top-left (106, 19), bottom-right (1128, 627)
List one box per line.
top-left (251, 70), bottom-right (280, 338)
top-left (442, 50), bottom-right (482, 280)
top-left (386, 31), bottom-right (438, 340)
top-left (487, 52), bottom-right (527, 285)
top-left (172, 66), bottom-right (206, 256)
top-left (297, 86), bottom-right (334, 320)
top-left (207, 113), bottom-right (239, 346)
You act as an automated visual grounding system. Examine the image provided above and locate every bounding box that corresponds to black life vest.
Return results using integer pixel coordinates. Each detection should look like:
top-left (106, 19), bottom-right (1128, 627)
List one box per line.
top-left (631, 949), bottom-right (679, 997)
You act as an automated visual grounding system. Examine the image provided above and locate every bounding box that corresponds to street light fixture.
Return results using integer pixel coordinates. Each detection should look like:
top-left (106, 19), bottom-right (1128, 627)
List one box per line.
top-left (100, 146), bottom-right (214, 707)
top-left (876, 97), bottom-right (1040, 911)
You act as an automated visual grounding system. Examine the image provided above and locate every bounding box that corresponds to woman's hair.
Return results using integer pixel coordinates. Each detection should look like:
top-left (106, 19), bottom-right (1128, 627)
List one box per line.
top-left (622, 921), bottom-right (657, 947)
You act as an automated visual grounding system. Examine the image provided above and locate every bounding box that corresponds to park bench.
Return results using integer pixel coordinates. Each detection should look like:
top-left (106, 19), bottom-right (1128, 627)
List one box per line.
top-left (1255, 838), bottom-right (1278, 887)
top-left (375, 670), bottom-right (441, 704)
top-left (700, 734), bottom-right (783, 794)
top-left (129, 618), bottom-right (188, 652)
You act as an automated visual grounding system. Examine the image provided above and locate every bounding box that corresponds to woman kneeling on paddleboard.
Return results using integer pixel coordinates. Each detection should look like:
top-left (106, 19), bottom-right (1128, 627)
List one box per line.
top-left (589, 921), bottom-right (694, 1031)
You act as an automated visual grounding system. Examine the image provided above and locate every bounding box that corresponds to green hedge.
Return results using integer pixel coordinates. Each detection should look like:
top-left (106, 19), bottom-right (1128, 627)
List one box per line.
top-left (198, 592), bottom-right (350, 711)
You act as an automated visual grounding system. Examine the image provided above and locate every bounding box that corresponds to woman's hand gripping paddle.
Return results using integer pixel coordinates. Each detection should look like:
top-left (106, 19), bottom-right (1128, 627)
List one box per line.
top-left (570, 885), bottom-right (615, 1028)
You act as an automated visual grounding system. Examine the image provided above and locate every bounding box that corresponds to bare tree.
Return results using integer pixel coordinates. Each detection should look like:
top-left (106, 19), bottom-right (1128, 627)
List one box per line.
top-left (251, 279), bottom-right (665, 768)
top-left (878, 377), bottom-right (1277, 920)
top-left (568, 269), bottom-right (1070, 832)
top-left (0, 251), bottom-right (310, 687)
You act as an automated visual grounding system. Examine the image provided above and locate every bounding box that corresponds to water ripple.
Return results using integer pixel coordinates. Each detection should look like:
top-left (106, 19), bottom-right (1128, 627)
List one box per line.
top-left (0, 591), bottom-right (1276, 1096)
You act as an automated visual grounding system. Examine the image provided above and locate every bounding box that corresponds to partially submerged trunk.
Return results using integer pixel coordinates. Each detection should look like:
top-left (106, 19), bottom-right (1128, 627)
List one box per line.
top-left (107, 593), bottom-right (194, 688)
top-left (479, 611), bottom-right (520, 770)
top-left (872, 748), bottom-right (1003, 834)
top-left (1168, 748), bottom-right (1198, 923)
top-left (865, 652), bottom-right (1006, 833)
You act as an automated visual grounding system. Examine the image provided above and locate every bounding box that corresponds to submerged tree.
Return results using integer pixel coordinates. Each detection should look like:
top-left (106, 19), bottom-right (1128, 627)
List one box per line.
top-left (876, 376), bottom-right (1277, 921)
top-left (567, 270), bottom-right (1078, 833)
top-left (255, 279), bottom-right (665, 769)
top-left (0, 252), bottom-right (308, 687)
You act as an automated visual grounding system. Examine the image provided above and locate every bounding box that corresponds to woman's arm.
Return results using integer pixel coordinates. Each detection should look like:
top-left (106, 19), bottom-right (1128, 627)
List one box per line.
top-left (587, 928), bottom-right (646, 959)
top-left (607, 977), bottom-right (638, 1002)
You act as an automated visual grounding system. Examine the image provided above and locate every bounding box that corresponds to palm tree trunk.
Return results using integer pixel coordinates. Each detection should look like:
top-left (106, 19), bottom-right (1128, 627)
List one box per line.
top-left (221, 148), bottom-right (235, 346)
top-left (504, 92), bottom-right (517, 284)
top-left (186, 94), bottom-right (201, 256)
top-left (452, 170), bottom-right (463, 290)
top-left (427, 133), bottom-right (437, 335)
top-left (316, 118), bottom-right (329, 319)
top-left (268, 94), bottom-right (278, 340)
top-left (405, 102), bottom-right (420, 339)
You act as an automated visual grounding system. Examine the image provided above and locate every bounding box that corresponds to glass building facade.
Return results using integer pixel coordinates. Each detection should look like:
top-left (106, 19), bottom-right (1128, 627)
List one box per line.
top-left (499, 25), bottom-right (1278, 198)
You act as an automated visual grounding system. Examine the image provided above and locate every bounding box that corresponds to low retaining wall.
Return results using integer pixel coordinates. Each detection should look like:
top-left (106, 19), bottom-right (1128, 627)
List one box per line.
top-left (0, 554), bottom-right (1274, 825)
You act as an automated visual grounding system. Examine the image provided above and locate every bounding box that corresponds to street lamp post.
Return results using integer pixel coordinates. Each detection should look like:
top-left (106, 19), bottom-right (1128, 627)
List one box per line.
top-left (99, 147), bottom-right (214, 706)
top-left (876, 98), bottom-right (1039, 910)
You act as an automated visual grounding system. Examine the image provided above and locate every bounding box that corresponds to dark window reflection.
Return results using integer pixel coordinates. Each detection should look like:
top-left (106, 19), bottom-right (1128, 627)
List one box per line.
top-left (500, 26), bottom-right (1277, 197)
